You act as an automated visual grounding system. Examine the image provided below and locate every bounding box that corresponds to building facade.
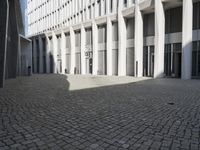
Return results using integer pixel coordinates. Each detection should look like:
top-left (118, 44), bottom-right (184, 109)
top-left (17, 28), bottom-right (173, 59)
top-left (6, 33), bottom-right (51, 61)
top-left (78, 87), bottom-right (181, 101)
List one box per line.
top-left (0, 0), bottom-right (32, 88)
top-left (28, 0), bottom-right (199, 79)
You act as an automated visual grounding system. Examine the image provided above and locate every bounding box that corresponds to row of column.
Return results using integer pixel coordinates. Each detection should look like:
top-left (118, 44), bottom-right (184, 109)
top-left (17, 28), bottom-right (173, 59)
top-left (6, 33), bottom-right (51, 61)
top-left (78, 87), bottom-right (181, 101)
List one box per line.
top-left (152, 0), bottom-right (193, 79)
top-left (33, 0), bottom-right (193, 79)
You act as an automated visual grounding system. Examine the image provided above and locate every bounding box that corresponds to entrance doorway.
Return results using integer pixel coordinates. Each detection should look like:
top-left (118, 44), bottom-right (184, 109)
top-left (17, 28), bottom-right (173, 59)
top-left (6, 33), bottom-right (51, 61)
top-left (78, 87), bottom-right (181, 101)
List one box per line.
top-left (57, 59), bottom-right (62, 74)
top-left (126, 48), bottom-right (134, 76)
top-left (98, 51), bottom-right (107, 75)
top-left (50, 54), bottom-right (54, 73)
top-left (164, 43), bottom-right (182, 78)
top-left (143, 46), bottom-right (154, 77)
top-left (85, 49), bottom-right (93, 74)
top-left (86, 58), bottom-right (93, 74)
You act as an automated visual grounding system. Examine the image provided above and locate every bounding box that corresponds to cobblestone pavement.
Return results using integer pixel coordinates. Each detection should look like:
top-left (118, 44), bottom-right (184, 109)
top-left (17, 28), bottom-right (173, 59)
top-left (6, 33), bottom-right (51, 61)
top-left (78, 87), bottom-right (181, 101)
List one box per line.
top-left (0, 74), bottom-right (200, 150)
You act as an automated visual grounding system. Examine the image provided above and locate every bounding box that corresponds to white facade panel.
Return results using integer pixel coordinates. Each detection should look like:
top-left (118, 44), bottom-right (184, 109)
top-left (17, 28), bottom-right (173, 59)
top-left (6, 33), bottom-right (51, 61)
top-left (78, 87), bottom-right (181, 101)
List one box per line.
top-left (29, 0), bottom-right (199, 79)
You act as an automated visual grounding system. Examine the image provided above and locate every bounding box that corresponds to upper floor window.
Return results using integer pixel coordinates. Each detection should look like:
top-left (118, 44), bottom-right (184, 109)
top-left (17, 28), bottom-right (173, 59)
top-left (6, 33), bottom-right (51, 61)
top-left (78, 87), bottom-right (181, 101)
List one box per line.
top-left (124, 0), bottom-right (127, 7)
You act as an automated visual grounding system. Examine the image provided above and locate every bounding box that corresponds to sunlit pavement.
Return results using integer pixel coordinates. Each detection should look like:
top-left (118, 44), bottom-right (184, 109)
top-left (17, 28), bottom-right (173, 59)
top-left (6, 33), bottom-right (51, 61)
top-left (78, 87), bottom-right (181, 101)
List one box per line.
top-left (0, 74), bottom-right (200, 150)
top-left (66, 74), bottom-right (150, 91)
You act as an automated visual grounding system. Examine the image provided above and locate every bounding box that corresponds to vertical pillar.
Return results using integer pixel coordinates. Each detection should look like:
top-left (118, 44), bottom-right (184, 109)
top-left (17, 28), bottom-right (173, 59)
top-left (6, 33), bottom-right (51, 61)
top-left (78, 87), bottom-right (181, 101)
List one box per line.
top-left (127, 0), bottom-right (132, 7)
top-left (45, 34), bottom-right (50, 73)
top-left (85, 1), bottom-right (89, 20)
top-left (33, 38), bottom-right (37, 73)
top-left (38, 36), bottom-right (44, 73)
top-left (106, 0), bottom-right (110, 14)
top-left (92, 21), bottom-right (98, 75)
top-left (94, 1), bottom-right (98, 18)
top-left (182, 0), bottom-right (193, 79)
top-left (101, 0), bottom-right (105, 16)
top-left (106, 17), bottom-right (112, 76)
top-left (106, 0), bottom-right (112, 75)
top-left (70, 27), bottom-right (75, 74)
top-left (113, 0), bottom-right (117, 13)
top-left (134, 0), bottom-right (143, 77)
top-left (154, 0), bottom-right (165, 78)
top-left (118, 0), bottom-right (127, 76)
top-left (61, 31), bottom-right (66, 74)
top-left (91, 3), bottom-right (94, 19)
top-left (81, 25), bottom-right (86, 75)
top-left (52, 31), bottom-right (58, 73)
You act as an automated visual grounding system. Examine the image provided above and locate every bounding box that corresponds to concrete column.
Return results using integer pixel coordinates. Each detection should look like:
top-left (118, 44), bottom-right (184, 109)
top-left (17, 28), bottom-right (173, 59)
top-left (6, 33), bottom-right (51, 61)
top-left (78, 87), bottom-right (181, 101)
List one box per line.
top-left (33, 38), bottom-right (37, 73)
top-left (106, 0), bottom-right (112, 75)
top-left (127, 0), bottom-right (132, 7)
top-left (101, 0), bottom-right (104, 16)
top-left (38, 36), bottom-right (44, 73)
top-left (106, 17), bottom-right (112, 76)
top-left (69, 1), bottom-right (71, 22)
top-left (106, 0), bottom-right (110, 14)
top-left (154, 0), bottom-right (165, 78)
top-left (61, 31), bottom-right (66, 74)
top-left (91, 3), bottom-right (94, 19)
top-left (134, 0), bottom-right (143, 77)
top-left (70, 27), bottom-right (75, 74)
top-left (113, 0), bottom-right (117, 13)
top-left (45, 34), bottom-right (50, 73)
top-left (95, 1), bottom-right (98, 18)
top-left (52, 32), bottom-right (58, 73)
top-left (118, 9), bottom-right (127, 76)
top-left (182, 0), bottom-right (193, 79)
top-left (67, 2), bottom-right (69, 19)
top-left (81, 25), bottom-right (86, 75)
top-left (92, 21), bottom-right (98, 75)
top-left (72, 0), bottom-right (74, 16)
top-left (85, 3), bottom-right (89, 20)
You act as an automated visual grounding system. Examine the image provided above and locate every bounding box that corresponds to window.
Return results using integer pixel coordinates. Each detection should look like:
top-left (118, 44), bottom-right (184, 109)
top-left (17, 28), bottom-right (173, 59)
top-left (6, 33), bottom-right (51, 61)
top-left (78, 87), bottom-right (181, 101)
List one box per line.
top-left (124, 0), bottom-right (127, 7)
top-left (126, 18), bottom-right (134, 39)
top-left (99, 1), bottom-right (101, 16)
top-left (165, 7), bottom-right (182, 33)
top-left (75, 31), bottom-right (81, 47)
top-left (57, 35), bottom-right (61, 57)
top-left (192, 41), bottom-right (200, 77)
top-left (143, 13), bottom-right (155, 36)
top-left (65, 33), bottom-right (71, 49)
top-left (193, 2), bottom-right (200, 30)
top-left (112, 22), bottom-right (118, 41)
top-left (98, 25), bottom-right (106, 43)
top-left (86, 28), bottom-right (92, 45)
top-left (110, 0), bottom-right (113, 13)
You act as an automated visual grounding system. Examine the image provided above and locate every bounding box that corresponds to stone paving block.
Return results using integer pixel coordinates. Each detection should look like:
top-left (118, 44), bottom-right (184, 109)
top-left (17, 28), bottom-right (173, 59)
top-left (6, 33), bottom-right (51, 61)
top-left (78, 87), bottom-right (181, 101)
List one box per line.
top-left (0, 75), bottom-right (200, 150)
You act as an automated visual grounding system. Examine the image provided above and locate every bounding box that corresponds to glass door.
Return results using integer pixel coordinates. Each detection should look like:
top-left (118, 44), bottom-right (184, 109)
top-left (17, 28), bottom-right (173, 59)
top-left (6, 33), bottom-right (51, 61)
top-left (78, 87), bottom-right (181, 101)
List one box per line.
top-left (143, 46), bottom-right (154, 77)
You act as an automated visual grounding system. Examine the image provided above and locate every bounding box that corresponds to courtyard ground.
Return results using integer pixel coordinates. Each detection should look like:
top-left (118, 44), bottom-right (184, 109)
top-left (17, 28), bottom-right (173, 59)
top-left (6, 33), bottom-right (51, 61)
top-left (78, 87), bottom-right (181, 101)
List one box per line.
top-left (0, 74), bottom-right (200, 150)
